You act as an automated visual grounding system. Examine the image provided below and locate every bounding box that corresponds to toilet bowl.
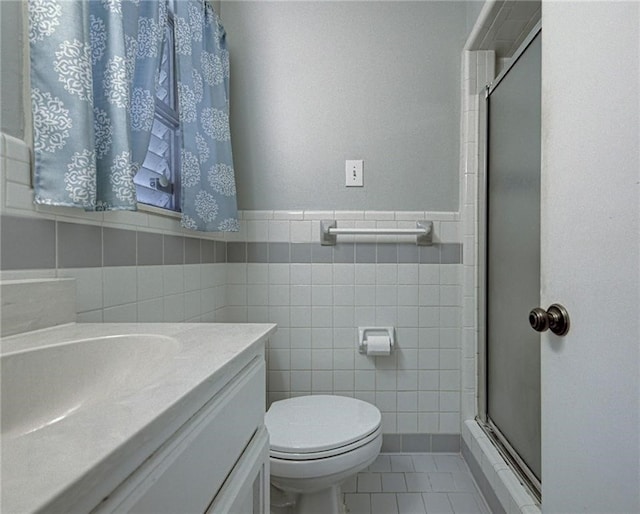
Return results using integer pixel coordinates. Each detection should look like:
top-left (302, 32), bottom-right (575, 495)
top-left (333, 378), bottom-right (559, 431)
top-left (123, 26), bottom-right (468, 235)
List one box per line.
top-left (264, 395), bottom-right (382, 514)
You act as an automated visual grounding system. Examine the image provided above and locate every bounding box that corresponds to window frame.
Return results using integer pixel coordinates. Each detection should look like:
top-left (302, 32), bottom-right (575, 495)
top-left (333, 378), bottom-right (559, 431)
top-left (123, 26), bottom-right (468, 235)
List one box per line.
top-left (134, 4), bottom-right (182, 214)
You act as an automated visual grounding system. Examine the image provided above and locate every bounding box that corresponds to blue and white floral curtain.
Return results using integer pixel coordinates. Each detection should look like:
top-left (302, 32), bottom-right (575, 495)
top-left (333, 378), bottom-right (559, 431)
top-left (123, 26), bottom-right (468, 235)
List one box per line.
top-left (174, 1), bottom-right (238, 232)
top-left (28, 0), bottom-right (239, 232)
top-left (29, 0), bottom-right (166, 210)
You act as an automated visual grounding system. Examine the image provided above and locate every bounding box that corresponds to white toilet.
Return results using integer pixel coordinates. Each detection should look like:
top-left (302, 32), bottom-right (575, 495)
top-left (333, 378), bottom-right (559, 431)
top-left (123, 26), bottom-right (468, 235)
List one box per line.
top-left (264, 395), bottom-right (382, 514)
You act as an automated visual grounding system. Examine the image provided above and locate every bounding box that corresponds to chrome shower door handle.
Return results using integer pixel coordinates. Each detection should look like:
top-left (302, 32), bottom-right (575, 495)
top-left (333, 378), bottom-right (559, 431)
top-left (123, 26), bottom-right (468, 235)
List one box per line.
top-left (529, 304), bottom-right (570, 336)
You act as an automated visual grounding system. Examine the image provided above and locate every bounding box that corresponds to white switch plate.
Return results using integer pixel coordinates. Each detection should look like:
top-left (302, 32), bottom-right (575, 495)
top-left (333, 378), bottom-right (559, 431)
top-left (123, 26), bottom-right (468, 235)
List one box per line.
top-left (345, 160), bottom-right (364, 187)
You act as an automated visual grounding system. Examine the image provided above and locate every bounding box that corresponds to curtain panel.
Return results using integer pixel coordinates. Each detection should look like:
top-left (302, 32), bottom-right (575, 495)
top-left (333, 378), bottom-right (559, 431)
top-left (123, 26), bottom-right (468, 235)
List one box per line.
top-left (28, 0), bottom-right (239, 232)
top-left (174, 1), bottom-right (238, 232)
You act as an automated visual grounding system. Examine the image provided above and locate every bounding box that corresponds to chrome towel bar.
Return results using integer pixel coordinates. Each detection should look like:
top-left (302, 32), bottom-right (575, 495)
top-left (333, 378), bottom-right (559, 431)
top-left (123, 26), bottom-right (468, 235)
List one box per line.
top-left (320, 220), bottom-right (433, 246)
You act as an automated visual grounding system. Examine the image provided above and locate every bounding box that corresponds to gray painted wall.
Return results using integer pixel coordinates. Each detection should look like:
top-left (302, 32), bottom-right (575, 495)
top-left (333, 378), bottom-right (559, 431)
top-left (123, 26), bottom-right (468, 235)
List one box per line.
top-left (466, 0), bottom-right (486, 33)
top-left (0, 1), bottom-right (26, 140)
top-left (220, 1), bottom-right (468, 212)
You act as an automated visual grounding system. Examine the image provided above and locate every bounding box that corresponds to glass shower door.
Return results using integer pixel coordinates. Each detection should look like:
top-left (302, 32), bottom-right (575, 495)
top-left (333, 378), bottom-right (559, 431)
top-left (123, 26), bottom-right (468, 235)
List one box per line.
top-left (485, 30), bottom-right (542, 487)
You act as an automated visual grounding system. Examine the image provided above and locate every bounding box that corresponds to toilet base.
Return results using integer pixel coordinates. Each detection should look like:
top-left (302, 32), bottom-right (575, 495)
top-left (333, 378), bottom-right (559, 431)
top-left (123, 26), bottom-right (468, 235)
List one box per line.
top-left (293, 485), bottom-right (345, 514)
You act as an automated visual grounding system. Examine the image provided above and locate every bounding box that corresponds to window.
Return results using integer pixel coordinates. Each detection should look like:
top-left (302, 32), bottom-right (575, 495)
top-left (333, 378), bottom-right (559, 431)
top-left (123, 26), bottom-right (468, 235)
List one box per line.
top-left (134, 4), bottom-right (181, 212)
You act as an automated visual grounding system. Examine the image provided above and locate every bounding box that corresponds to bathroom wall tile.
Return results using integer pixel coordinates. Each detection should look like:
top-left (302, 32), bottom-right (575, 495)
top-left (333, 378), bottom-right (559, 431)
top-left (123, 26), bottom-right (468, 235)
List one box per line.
top-left (333, 327), bottom-right (355, 348)
top-left (311, 370), bottom-right (333, 391)
top-left (311, 244), bottom-right (333, 263)
top-left (247, 242), bottom-right (268, 263)
top-left (57, 267), bottom-right (103, 313)
top-left (290, 306), bottom-right (311, 328)
top-left (201, 240), bottom-right (215, 264)
top-left (355, 264), bottom-right (376, 285)
top-left (77, 309), bottom-right (103, 323)
top-left (184, 238), bottom-right (201, 264)
top-left (290, 370), bottom-right (311, 391)
top-left (419, 286), bottom-right (440, 306)
top-left (398, 244), bottom-right (419, 264)
top-left (227, 242), bottom-right (247, 262)
top-left (103, 266), bottom-right (137, 307)
top-left (269, 242), bottom-right (290, 263)
top-left (268, 263), bottom-right (290, 284)
top-left (332, 263), bottom-right (354, 285)
top-left (376, 264), bottom-right (398, 285)
top-left (103, 227), bottom-right (136, 266)
top-left (419, 265), bottom-right (440, 285)
top-left (290, 243), bottom-right (312, 263)
top-left (184, 264), bottom-right (201, 292)
top-left (333, 306), bottom-right (354, 328)
top-left (441, 265), bottom-right (462, 285)
top-left (290, 285), bottom-right (311, 306)
top-left (311, 327), bottom-right (333, 348)
top-left (268, 220), bottom-right (290, 242)
top-left (247, 263), bottom-right (269, 284)
top-left (355, 243), bottom-right (376, 263)
top-left (57, 221), bottom-right (102, 268)
top-left (137, 231), bottom-right (163, 266)
top-left (290, 221), bottom-right (312, 243)
top-left (441, 243), bottom-right (462, 264)
top-left (273, 210), bottom-right (304, 220)
top-left (419, 413), bottom-right (440, 433)
top-left (439, 413), bottom-right (461, 433)
top-left (0, 215), bottom-right (56, 270)
top-left (377, 244), bottom-right (398, 263)
top-left (376, 285), bottom-right (397, 306)
top-left (137, 266), bottom-right (164, 301)
top-left (164, 293), bottom-right (185, 322)
top-left (103, 302), bottom-right (137, 322)
top-left (268, 285), bottom-right (289, 306)
top-left (228, 285), bottom-right (247, 306)
top-left (419, 245), bottom-right (440, 264)
top-left (247, 220), bottom-right (268, 241)
top-left (5, 181), bottom-right (34, 211)
top-left (333, 285), bottom-right (355, 306)
top-left (311, 264), bottom-right (332, 285)
top-left (242, 210), bottom-right (273, 220)
top-left (163, 265), bottom-right (185, 296)
top-left (248, 285), bottom-right (268, 305)
top-left (333, 243), bottom-right (355, 263)
top-left (214, 209), bottom-right (468, 437)
top-left (440, 286), bottom-right (461, 306)
top-left (227, 263), bottom-right (247, 284)
top-left (214, 241), bottom-right (227, 263)
top-left (137, 298), bottom-right (165, 322)
top-left (311, 285), bottom-right (332, 306)
top-left (163, 235), bottom-right (184, 265)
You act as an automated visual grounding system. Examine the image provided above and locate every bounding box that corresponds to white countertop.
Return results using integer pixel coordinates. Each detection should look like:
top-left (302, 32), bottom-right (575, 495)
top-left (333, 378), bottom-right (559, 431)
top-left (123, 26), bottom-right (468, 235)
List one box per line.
top-left (1, 322), bottom-right (276, 514)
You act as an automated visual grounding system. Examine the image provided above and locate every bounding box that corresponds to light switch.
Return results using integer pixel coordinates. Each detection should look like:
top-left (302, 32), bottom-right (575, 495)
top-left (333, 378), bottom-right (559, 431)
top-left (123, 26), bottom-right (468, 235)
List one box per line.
top-left (345, 160), bottom-right (364, 187)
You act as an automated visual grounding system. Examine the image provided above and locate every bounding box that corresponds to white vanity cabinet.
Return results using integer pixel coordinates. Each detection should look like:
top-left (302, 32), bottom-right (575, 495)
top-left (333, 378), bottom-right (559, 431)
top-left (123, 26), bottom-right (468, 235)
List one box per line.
top-left (93, 354), bottom-right (269, 514)
top-left (2, 323), bottom-right (276, 514)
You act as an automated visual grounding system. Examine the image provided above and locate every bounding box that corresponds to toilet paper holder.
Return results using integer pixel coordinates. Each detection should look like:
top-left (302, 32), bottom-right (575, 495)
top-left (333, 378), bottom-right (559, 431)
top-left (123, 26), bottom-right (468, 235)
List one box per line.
top-left (358, 327), bottom-right (395, 355)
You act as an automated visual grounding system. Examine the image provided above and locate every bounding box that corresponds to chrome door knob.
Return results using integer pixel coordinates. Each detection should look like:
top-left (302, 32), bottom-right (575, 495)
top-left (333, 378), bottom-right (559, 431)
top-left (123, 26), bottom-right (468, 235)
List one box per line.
top-left (529, 304), bottom-right (570, 336)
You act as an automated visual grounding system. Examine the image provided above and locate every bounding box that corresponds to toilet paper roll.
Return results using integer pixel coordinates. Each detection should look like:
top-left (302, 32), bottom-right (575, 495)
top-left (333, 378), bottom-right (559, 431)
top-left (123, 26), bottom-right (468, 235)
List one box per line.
top-left (366, 335), bottom-right (391, 356)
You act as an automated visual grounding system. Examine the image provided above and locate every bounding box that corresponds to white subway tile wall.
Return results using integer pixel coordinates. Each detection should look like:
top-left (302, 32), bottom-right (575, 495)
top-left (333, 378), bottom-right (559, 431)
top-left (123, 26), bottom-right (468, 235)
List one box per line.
top-left (220, 210), bottom-right (463, 435)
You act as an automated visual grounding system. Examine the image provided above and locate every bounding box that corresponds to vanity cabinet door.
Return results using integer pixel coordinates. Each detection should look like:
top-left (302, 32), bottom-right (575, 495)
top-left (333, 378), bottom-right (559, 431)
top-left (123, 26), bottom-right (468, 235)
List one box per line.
top-left (206, 426), bottom-right (270, 514)
top-left (94, 357), bottom-right (265, 514)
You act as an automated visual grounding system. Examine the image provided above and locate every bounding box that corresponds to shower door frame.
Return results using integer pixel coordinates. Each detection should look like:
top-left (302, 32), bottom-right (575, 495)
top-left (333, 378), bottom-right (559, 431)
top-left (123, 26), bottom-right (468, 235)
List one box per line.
top-left (476, 23), bottom-right (542, 501)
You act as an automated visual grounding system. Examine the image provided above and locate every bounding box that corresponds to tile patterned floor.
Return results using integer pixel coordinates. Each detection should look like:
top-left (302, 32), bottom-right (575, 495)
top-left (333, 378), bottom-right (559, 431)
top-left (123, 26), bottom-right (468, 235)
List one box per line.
top-left (341, 453), bottom-right (491, 514)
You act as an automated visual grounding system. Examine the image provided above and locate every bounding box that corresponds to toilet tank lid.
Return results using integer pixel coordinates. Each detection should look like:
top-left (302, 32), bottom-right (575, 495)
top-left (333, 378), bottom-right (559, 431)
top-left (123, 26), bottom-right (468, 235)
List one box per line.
top-left (265, 395), bottom-right (382, 454)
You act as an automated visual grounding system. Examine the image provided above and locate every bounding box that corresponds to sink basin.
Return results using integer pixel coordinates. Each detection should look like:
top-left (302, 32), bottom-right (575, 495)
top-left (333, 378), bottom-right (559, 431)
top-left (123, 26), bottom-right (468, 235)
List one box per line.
top-left (1, 334), bottom-right (181, 437)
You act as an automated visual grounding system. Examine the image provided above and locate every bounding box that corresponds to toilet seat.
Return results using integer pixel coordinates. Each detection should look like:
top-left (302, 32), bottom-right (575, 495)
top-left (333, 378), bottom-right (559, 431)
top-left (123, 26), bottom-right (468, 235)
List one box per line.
top-left (265, 395), bottom-right (382, 460)
top-left (270, 425), bottom-right (382, 460)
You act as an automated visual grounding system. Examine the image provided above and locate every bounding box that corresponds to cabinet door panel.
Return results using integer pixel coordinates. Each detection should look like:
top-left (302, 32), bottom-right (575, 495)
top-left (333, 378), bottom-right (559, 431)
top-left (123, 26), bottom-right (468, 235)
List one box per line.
top-left (95, 357), bottom-right (265, 513)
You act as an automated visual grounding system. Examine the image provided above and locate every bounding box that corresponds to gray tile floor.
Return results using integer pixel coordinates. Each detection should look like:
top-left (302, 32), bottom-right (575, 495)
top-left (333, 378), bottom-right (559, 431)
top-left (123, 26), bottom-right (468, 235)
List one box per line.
top-left (342, 453), bottom-right (491, 514)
